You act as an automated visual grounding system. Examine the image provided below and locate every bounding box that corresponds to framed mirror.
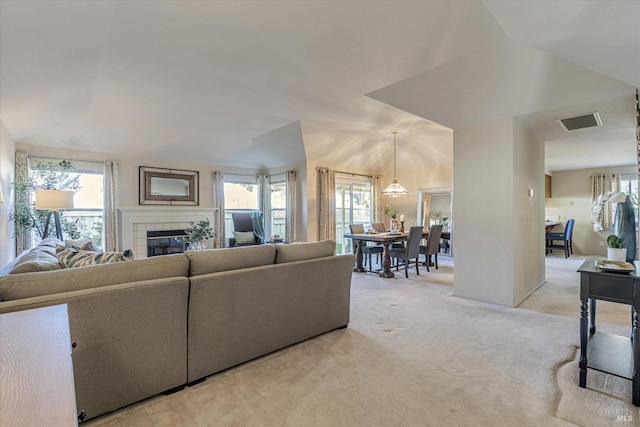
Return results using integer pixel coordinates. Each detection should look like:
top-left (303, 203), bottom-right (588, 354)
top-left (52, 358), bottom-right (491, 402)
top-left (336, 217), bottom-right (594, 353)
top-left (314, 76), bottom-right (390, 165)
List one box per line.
top-left (417, 187), bottom-right (453, 256)
top-left (139, 166), bottom-right (199, 205)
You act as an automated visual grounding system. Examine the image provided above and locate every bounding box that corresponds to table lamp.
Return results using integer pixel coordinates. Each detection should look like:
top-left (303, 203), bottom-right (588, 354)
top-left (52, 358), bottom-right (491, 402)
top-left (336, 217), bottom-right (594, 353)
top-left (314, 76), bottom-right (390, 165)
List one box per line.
top-left (34, 190), bottom-right (74, 240)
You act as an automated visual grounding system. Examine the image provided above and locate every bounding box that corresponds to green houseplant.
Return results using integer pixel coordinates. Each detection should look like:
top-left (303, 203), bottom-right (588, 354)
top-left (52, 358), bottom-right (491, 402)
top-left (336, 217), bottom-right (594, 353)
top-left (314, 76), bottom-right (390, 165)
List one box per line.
top-left (185, 218), bottom-right (215, 250)
top-left (606, 234), bottom-right (626, 262)
top-left (10, 159), bottom-right (82, 240)
top-left (384, 203), bottom-right (399, 231)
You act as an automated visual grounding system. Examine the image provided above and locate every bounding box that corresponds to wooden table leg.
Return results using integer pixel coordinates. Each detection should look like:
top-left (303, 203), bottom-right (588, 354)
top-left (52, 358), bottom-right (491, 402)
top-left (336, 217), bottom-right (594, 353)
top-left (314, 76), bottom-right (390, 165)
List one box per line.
top-left (579, 299), bottom-right (588, 388)
top-left (379, 242), bottom-right (395, 278)
top-left (353, 239), bottom-right (366, 273)
top-left (633, 306), bottom-right (640, 406)
top-left (589, 299), bottom-right (596, 335)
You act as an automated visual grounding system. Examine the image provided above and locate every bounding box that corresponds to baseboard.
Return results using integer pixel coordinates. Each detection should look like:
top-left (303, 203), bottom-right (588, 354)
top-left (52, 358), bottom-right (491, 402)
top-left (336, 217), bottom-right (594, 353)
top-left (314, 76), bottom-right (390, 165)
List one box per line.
top-left (515, 279), bottom-right (547, 308)
top-left (163, 384), bottom-right (185, 395)
top-left (187, 377), bottom-right (206, 387)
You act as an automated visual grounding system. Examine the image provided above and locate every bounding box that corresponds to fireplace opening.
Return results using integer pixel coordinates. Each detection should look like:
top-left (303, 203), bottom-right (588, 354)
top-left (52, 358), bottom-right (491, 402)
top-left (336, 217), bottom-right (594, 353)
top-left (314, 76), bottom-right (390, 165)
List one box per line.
top-left (147, 230), bottom-right (188, 257)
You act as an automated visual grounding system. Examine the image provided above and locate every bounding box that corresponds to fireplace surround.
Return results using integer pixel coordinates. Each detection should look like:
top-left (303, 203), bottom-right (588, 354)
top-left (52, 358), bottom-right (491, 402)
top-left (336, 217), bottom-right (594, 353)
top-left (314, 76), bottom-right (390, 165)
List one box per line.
top-left (118, 208), bottom-right (216, 259)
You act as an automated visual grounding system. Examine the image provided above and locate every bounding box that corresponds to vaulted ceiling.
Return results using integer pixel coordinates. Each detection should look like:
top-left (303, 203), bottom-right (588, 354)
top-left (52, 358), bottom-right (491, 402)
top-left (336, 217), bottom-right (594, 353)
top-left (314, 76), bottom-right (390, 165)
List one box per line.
top-left (1, 1), bottom-right (638, 171)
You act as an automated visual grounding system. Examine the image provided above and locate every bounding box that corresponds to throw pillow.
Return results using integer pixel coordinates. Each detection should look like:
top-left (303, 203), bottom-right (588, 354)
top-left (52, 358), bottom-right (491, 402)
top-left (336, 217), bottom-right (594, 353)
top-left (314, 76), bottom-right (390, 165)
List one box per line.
top-left (233, 231), bottom-right (256, 245)
top-left (9, 247), bottom-right (62, 274)
top-left (65, 238), bottom-right (101, 252)
top-left (56, 246), bottom-right (134, 268)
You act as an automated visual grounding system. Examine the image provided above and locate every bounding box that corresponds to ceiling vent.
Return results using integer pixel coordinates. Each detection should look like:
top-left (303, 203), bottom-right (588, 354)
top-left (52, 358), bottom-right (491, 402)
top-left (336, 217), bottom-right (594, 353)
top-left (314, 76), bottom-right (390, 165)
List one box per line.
top-left (556, 112), bottom-right (602, 131)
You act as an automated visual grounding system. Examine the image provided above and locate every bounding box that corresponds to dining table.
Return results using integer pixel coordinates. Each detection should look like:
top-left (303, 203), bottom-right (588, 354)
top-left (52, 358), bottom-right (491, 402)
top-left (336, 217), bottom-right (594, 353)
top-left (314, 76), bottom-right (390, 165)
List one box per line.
top-left (545, 221), bottom-right (559, 233)
top-left (344, 230), bottom-right (428, 278)
top-left (545, 221), bottom-right (559, 254)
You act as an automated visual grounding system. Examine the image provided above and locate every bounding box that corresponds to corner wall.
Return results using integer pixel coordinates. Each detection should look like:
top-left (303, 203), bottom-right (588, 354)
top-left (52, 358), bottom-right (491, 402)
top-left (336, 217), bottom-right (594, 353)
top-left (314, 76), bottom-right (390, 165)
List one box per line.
top-left (513, 117), bottom-right (545, 305)
top-left (453, 118), bottom-right (515, 306)
top-left (453, 117), bottom-right (545, 307)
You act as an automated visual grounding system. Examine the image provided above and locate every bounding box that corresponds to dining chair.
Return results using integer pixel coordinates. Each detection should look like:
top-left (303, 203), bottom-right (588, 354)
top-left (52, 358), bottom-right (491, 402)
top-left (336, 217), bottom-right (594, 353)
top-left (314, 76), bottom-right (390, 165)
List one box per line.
top-left (546, 219), bottom-right (574, 258)
top-left (419, 224), bottom-right (443, 272)
top-left (389, 226), bottom-right (424, 278)
top-left (349, 224), bottom-right (383, 269)
top-left (372, 223), bottom-right (386, 232)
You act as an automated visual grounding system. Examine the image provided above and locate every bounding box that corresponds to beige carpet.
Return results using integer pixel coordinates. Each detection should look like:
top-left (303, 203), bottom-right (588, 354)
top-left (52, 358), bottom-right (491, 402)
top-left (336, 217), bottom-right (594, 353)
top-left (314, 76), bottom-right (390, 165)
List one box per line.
top-left (85, 254), bottom-right (639, 426)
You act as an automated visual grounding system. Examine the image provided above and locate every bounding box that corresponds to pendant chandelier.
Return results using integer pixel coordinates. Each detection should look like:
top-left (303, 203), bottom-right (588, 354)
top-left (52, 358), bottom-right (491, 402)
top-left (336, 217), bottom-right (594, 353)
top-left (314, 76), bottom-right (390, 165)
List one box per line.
top-left (382, 131), bottom-right (408, 197)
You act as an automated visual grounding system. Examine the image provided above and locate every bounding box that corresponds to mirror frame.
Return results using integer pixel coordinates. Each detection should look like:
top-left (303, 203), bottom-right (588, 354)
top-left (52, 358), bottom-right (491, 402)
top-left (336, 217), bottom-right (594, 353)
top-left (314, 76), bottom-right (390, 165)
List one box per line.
top-left (139, 166), bottom-right (199, 205)
top-left (417, 187), bottom-right (453, 255)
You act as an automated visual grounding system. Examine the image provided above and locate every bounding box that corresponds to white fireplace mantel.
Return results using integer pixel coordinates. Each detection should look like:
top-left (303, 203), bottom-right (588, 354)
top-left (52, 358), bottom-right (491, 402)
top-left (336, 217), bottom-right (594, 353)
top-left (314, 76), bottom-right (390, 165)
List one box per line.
top-left (118, 207), bottom-right (216, 257)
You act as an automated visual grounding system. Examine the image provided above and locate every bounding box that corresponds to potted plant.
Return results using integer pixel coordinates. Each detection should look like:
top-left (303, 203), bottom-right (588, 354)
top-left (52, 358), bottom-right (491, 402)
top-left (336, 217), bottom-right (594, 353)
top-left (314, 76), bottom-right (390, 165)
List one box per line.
top-left (607, 234), bottom-right (626, 262)
top-left (185, 218), bottom-right (214, 250)
top-left (384, 203), bottom-right (398, 231)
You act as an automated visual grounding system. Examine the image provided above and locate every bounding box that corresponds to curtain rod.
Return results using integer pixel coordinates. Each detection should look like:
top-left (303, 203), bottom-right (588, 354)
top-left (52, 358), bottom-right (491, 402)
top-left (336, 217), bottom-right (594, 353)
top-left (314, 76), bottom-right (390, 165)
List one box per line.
top-left (334, 170), bottom-right (375, 179)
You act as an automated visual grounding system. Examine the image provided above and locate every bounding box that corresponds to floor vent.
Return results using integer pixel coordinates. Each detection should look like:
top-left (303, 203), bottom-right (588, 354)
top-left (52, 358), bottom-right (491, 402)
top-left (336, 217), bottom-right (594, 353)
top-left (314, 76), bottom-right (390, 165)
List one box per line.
top-left (556, 112), bottom-right (602, 131)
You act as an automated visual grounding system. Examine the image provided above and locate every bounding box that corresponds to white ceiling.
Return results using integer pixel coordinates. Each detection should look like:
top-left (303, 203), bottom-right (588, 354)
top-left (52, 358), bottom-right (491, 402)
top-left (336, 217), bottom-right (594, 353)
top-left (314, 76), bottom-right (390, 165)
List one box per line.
top-left (0, 1), bottom-right (638, 171)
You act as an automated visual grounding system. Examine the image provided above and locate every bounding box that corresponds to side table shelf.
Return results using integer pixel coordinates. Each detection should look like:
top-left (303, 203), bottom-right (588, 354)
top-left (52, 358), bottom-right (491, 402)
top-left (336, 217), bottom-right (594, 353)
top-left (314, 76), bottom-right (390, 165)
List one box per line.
top-left (587, 331), bottom-right (633, 380)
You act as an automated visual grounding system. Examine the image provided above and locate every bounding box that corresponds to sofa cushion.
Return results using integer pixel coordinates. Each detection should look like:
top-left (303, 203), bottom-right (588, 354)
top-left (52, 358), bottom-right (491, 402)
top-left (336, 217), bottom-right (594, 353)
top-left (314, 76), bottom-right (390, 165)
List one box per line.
top-left (0, 254), bottom-right (189, 301)
top-left (275, 240), bottom-right (336, 264)
top-left (9, 244), bottom-right (62, 274)
top-left (56, 246), bottom-right (134, 268)
top-left (38, 237), bottom-right (66, 248)
top-left (186, 245), bottom-right (276, 277)
top-left (233, 231), bottom-right (256, 245)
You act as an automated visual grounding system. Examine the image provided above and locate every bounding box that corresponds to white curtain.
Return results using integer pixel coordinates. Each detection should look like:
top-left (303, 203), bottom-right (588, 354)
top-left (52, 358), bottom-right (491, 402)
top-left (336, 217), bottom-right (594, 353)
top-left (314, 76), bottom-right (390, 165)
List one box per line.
top-left (211, 171), bottom-right (226, 248)
top-left (285, 170), bottom-right (296, 243)
top-left (14, 151), bottom-right (31, 252)
top-left (318, 167), bottom-right (336, 241)
top-left (372, 175), bottom-right (383, 224)
top-left (258, 174), bottom-right (271, 241)
top-left (591, 173), bottom-right (619, 230)
top-left (103, 160), bottom-right (119, 251)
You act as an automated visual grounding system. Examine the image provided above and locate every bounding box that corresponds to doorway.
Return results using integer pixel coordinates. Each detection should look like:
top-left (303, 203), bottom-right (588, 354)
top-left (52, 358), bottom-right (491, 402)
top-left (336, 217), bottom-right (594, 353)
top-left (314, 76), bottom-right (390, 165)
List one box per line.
top-left (335, 175), bottom-right (373, 256)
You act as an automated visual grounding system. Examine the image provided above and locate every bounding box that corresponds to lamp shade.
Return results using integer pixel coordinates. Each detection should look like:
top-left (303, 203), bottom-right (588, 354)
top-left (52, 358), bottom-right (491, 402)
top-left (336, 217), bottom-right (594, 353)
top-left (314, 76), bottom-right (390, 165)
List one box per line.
top-left (381, 131), bottom-right (408, 197)
top-left (34, 190), bottom-right (74, 210)
top-left (382, 179), bottom-right (408, 197)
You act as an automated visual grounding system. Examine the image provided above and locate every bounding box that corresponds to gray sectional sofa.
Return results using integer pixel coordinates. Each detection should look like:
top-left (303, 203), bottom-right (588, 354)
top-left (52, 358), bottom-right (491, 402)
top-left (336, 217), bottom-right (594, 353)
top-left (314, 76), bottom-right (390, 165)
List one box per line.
top-left (0, 239), bottom-right (354, 422)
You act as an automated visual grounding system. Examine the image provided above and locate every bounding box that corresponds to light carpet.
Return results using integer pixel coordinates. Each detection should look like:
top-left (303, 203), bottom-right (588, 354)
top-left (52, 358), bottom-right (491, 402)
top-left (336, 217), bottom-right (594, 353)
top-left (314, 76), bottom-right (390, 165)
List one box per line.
top-left (85, 254), bottom-right (638, 426)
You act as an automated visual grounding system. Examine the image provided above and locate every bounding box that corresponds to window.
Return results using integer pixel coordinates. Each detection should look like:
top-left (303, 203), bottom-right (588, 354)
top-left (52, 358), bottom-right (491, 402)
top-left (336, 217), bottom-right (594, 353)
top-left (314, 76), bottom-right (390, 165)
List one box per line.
top-left (224, 175), bottom-right (259, 239)
top-left (30, 157), bottom-right (104, 247)
top-left (270, 175), bottom-right (286, 239)
top-left (223, 183), bottom-right (258, 210)
top-left (335, 173), bottom-right (373, 255)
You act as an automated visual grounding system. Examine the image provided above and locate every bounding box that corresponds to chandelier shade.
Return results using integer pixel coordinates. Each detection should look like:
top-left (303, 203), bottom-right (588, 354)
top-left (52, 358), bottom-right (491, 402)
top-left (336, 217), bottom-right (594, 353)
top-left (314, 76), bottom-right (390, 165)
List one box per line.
top-left (382, 132), bottom-right (408, 197)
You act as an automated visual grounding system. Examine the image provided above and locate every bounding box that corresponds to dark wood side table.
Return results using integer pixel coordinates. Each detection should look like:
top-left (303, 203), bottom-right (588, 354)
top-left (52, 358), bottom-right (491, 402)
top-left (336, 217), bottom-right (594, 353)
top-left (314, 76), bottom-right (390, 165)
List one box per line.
top-left (0, 304), bottom-right (78, 426)
top-left (578, 258), bottom-right (640, 406)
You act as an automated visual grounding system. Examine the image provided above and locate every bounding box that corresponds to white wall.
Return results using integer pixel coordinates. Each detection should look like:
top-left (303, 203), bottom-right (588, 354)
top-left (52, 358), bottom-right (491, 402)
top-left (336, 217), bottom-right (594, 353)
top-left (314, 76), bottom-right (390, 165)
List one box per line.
top-left (545, 164), bottom-right (636, 257)
top-left (14, 143), bottom-right (308, 244)
top-left (454, 118), bottom-right (515, 306)
top-left (453, 117), bottom-right (545, 307)
top-left (0, 122), bottom-right (16, 268)
top-left (513, 117), bottom-right (545, 305)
